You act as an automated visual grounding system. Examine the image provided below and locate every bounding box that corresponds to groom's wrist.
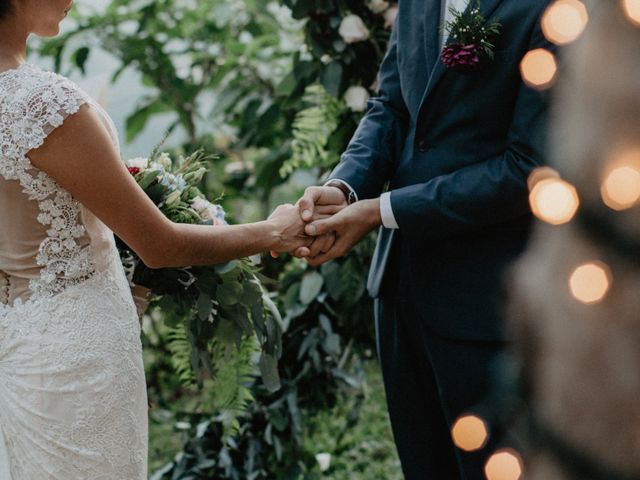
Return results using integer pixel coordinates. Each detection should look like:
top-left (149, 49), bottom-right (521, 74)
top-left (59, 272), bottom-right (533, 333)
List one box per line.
top-left (325, 180), bottom-right (358, 205)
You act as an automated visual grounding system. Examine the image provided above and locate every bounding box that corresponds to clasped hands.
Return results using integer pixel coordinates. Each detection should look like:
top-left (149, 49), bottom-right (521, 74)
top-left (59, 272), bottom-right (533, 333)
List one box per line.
top-left (268, 186), bottom-right (382, 266)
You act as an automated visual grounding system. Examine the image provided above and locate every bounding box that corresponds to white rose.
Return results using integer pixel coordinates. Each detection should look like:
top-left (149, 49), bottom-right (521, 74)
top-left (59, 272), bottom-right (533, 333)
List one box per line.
top-left (344, 86), bottom-right (370, 112)
top-left (126, 157), bottom-right (149, 169)
top-left (384, 5), bottom-right (399, 29)
top-left (338, 15), bottom-right (370, 44)
top-left (315, 453), bottom-right (332, 472)
top-left (367, 0), bottom-right (389, 14)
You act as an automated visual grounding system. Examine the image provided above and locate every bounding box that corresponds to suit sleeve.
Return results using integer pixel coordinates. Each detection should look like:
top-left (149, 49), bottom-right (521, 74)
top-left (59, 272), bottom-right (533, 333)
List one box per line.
top-left (389, 18), bottom-right (554, 240)
top-left (329, 20), bottom-right (410, 200)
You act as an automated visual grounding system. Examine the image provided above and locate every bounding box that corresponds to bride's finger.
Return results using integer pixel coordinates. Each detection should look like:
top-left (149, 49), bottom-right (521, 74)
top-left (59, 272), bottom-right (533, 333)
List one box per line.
top-left (293, 246), bottom-right (311, 258)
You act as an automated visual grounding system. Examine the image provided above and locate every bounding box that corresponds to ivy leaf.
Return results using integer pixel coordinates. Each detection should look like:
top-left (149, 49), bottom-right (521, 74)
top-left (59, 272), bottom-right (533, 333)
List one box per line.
top-left (197, 292), bottom-right (212, 321)
top-left (320, 61), bottom-right (343, 97)
top-left (72, 47), bottom-right (90, 75)
top-left (125, 99), bottom-right (172, 143)
top-left (259, 353), bottom-right (281, 393)
top-left (137, 169), bottom-right (161, 190)
top-left (218, 281), bottom-right (243, 307)
top-left (299, 271), bottom-right (324, 305)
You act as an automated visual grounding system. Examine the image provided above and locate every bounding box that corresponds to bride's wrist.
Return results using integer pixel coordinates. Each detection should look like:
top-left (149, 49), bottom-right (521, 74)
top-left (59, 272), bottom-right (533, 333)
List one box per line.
top-left (260, 219), bottom-right (283, 252)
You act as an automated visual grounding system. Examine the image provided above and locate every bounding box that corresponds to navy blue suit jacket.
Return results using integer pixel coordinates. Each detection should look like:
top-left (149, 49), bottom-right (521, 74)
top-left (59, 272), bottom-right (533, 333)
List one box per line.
top-left (330, 0), bottom-right (554, 341)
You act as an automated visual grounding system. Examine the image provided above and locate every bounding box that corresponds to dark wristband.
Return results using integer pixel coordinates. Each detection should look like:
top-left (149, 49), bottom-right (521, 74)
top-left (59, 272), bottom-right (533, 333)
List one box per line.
top-left (325, 180), bottom-right (357, 205)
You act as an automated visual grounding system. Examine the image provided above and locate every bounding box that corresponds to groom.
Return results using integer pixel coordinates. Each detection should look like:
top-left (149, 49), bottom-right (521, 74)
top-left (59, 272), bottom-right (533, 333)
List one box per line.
top-left (296, 0), bottom-right (554, 478)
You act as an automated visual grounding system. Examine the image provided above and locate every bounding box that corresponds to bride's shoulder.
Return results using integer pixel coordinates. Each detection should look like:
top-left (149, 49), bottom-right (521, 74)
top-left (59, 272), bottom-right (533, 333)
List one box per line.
top-left (0, 63), bottom-right (89, 110)
top-left (0, 64), bottom-right (91, 159)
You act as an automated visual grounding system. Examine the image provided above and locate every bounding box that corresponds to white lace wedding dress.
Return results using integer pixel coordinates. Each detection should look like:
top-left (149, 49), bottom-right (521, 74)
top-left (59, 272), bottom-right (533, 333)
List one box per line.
top-left (0, 64), bottom-right (148, 479)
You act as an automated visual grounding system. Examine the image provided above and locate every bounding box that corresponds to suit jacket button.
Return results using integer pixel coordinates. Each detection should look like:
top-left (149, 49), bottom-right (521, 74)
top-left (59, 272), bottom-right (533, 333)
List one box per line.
top-left (417, 139), bottom-right (430, 152)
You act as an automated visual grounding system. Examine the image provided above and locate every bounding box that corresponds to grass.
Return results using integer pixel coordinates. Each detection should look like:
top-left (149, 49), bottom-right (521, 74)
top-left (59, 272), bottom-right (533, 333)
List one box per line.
top-left (302, 360), bottom-right (403, 480)
top-left (147, 359), bottom-right (402, 478)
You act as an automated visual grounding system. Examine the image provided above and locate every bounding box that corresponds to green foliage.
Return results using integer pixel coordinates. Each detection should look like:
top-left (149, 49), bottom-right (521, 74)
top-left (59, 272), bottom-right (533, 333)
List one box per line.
top-left (166, 325), bottom-right (197, 385)
top-left (281, 85), bottom-right (346, 177)
top-left (444, 0), bottom-right (502, 58)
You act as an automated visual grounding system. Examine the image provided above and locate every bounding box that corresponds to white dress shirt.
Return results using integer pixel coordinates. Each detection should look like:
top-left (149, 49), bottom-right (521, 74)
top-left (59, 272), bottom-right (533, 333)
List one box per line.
top-left (333, 0), bottom-right (470, 230)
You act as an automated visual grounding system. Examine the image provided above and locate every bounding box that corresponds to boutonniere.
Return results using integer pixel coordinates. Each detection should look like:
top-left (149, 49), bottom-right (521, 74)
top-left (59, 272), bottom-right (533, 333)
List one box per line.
top-left (441, 1), bottom-right (502, 73)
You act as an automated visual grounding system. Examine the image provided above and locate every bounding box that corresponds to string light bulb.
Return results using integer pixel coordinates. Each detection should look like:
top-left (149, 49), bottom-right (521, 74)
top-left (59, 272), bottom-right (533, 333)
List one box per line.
top-left (542, 0), bottom-right (589, 45)
top-left (484, 448), bottom-right (523, 480)
top-left (451, 414), bottom-right (489, 452)
top-left (601, 149), bottom-right (640, 211)
top-left (622, 0), bottom-right (640, 26)
top-left (529, 176), bottom-right (580, 225)
top-left (520, 48), bottom-right (558, 90)
top-left (569, 261), bottom-right (612, 305)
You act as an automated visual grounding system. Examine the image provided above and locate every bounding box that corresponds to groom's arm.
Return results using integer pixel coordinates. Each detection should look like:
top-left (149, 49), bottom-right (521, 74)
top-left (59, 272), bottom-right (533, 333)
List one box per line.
top-left (328, 19), bottom-right (410, 201)
top-left (387, 22), bottom-right (554, 241)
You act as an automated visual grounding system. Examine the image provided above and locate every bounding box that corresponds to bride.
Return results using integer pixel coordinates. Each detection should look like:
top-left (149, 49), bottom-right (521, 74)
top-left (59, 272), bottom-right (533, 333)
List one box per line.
top-left (0, 0), bottom-right (325, 478)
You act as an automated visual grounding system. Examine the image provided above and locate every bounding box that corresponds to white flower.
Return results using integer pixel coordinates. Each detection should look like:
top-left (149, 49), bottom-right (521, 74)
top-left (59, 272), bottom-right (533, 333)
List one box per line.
top-left (344, 86), bottom-right (370, 112)
top-left (191, 196), bottom-right (211, 213)
top-left (315, 453), bottom-right (332, 472)
top-left (224, 160), bottom-right (251, 175)
top-left (157, 152), bottom-right (172, 169)
top-left (338, 15), bottom-right (370, 44)
top-left (320, 54), bottom-right (332, 65)
top-left (126, 157), bottom-right (149, 170)
top-left (367, 0), bottom-right (390, 14)
top-left (384, 5), bottom-right (399, 29)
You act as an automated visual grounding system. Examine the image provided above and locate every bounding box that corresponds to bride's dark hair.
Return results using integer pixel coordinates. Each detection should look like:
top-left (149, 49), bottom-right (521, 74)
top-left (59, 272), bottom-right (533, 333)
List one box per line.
top-left (0, 0), bottom-right (12, 21)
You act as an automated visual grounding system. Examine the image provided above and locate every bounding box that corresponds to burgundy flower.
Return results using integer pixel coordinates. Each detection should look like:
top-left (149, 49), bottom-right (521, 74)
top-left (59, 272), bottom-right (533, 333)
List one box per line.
top-left (441, 44), bottom-right (483, 73)
top-left (128, 166), bottom-right (141, 176)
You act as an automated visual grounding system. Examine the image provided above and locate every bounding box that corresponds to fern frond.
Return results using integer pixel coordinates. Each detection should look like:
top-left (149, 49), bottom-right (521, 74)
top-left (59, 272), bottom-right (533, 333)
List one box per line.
top-left (202, 335), bottom-right (259, 439)
top-left (165, 325), bottom-right (197, 385)
top-left (280, 84), bottom-right (346, 177)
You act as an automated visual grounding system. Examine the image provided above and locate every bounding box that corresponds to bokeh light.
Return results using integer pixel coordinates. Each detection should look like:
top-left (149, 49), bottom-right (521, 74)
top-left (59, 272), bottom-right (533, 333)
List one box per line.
top-left (601, 149), bottom-right (640, 211)
top-left (622, 0), bottom-right (640, 26)
top-left (529, 177), bottom-right (580, 225)
top-left (451, 414), bottom-right (489, 452)
top-left (528, 166), bottom-right (561, 191)
top-left (569, 262), bottom-right (612, 305)
top-left (484, 449), bottom-right (523, 480)
top-left (520, 49), bottom-right (558, 90)
top-left (542, 0), bottom-right (589, 45)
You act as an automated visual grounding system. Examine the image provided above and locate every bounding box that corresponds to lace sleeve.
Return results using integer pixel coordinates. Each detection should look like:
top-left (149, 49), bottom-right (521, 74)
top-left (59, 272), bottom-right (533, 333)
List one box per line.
top-left (0, 67), bottom-right (89, 171)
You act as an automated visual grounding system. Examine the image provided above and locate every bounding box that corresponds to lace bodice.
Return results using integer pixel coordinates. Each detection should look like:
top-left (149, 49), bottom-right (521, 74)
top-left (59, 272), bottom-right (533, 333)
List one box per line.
top-left (0, 63), bottom-right (121, 306)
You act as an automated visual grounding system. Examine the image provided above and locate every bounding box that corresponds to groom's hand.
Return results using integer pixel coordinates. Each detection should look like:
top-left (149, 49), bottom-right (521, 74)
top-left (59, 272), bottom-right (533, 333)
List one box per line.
top-left (302, 198), bottom-right (382, 267)
top-left (298, 186), bottom-right (348, 222)
top-left (292, 185), bottom-right (348, 259)
top-left (271, 186), bottom-right (348, 259)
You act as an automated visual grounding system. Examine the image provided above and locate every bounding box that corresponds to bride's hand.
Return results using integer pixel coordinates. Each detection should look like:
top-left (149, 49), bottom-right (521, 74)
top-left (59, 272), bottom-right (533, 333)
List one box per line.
top-left (267, 204), bottom-right (312, 254)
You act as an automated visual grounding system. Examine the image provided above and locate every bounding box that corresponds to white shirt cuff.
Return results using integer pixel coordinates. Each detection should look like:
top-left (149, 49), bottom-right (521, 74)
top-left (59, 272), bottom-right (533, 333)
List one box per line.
top-left (380, 192), bottom-right (399, 229)
top-left (324, 179), bottom-right (359, 202)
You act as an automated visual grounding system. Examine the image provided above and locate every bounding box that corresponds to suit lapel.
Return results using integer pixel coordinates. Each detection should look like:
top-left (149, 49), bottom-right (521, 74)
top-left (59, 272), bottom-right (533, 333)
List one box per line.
top-left (424, 0), bottom-right (443, 72)
top-left (418, 0), bottom-right (505, 115)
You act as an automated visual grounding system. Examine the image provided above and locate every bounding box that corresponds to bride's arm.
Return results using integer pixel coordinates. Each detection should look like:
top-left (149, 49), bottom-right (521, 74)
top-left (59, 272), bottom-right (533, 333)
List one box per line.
top-left (28, 104), bottom-right (308, 269)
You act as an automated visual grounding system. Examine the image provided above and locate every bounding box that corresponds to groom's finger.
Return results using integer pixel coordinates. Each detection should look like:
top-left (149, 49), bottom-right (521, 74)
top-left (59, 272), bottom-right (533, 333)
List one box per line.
top-left (314, 204), bottom-right (344, 216)
top-left (298, 187), bottom-right (322, 221)
top-left (305, 217), bottom-right (337, 236)
top-left (307, 232), bottom-right (336, 257)
top-left (306, 249), bottom-right (338, 267)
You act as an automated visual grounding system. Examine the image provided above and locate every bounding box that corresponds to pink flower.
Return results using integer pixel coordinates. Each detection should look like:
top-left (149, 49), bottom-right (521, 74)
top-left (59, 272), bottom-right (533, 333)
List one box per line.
top-left (441, 44), bottom-right (482, 73)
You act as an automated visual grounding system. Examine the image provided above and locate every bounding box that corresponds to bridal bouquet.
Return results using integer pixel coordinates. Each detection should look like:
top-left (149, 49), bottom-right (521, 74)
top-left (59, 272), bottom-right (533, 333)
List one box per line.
top-left (116, 149), bottom-right (282, 392)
